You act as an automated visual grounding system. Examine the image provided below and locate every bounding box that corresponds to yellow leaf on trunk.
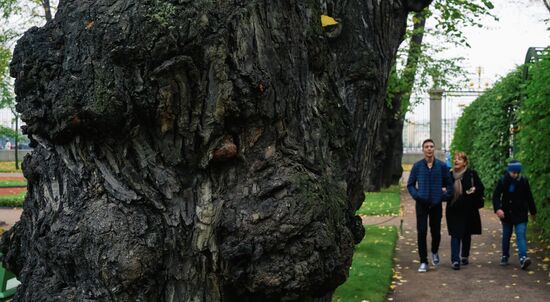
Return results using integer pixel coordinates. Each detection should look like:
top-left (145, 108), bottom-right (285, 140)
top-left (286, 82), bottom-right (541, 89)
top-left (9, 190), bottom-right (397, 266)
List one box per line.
top-left (321, 15), bottom-right (339, 27)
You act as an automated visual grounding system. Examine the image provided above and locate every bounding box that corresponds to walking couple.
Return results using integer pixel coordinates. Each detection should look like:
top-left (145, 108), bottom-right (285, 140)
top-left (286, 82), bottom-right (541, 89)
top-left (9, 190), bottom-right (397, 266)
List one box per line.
top-left (407, 139), bottom-right (537, 272)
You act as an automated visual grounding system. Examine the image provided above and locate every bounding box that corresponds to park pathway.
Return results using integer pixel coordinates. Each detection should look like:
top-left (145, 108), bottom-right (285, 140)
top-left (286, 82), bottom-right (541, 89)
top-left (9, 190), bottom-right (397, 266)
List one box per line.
top-left (369, 172), bottom-right (550, 301)
top-left (0, 172), bottom-right (24, 229)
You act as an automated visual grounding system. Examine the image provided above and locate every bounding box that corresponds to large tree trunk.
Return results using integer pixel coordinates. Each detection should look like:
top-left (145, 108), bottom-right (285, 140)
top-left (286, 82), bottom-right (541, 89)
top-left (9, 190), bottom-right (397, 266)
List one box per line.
top-left (1, 0), bottom-right (431, 301)
top-left (371, 10), bottom-right (428, 190)
top-left (371, 93), bottom-right (405, 190)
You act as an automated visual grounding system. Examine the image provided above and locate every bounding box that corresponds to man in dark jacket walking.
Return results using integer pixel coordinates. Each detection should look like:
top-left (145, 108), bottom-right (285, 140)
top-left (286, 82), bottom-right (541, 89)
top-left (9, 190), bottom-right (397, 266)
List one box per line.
top-left (493, 160), bottom-right (537, 269)
top-left (407, 139), bottom-right (454, 272)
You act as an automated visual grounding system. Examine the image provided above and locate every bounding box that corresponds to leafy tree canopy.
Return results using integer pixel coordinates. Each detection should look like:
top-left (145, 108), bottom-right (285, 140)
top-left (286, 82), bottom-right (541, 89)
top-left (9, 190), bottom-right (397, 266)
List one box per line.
top-left (390, 0), bottom-right (496, 115)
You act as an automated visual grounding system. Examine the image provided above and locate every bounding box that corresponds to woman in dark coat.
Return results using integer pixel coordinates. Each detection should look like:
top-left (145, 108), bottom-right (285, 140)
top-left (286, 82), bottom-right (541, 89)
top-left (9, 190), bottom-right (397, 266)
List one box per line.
top-left (446, 152), bottom-right (485, 270)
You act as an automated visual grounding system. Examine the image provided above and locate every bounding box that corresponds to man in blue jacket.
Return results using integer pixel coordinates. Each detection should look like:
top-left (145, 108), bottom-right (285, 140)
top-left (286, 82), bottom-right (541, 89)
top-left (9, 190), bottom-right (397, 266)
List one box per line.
top-left (407, 139), bottom-right (454, 272)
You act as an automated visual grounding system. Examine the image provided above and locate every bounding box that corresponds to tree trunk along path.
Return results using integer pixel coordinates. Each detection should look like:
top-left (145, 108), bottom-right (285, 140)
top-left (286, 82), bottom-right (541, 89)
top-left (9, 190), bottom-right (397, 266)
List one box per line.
top-left (0, 1), bottom-right (432, 301)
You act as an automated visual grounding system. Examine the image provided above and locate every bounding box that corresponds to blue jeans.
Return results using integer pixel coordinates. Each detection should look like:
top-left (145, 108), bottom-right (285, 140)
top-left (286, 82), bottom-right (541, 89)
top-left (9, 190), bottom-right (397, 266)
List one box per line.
top-left (502, 222), bottom-right (527, 260)
top-left (451, 235), bottom-right (472, 263)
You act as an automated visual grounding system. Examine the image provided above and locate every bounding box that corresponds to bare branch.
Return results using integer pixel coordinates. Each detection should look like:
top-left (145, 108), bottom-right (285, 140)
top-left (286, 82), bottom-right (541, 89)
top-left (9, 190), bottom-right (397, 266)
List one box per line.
top-left (42, 0), bottom-right (52, 21)
top-left (544, 0), bottom-right (550, 14)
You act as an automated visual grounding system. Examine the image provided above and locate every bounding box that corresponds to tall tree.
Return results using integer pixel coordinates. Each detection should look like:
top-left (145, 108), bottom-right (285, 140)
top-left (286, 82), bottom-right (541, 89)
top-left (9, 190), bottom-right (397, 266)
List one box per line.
top-left (371, 0), bottom-right (496, 189)
top-left (1, 0), bottom-right (431, 300)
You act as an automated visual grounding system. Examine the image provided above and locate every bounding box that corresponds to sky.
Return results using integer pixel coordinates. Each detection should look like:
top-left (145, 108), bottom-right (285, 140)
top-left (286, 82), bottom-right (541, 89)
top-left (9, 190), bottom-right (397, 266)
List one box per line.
top-left (407, 0), bottom-right (550, 124)
top-left (458, 0), bottom-right (549, 85)
top-left (403, 0), bottom-right (549, 150)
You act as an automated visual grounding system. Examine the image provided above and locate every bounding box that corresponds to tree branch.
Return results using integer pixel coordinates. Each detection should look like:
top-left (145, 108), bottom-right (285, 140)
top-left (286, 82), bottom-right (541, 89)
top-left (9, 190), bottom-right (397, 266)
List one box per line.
top-left (400, 10), bottom-right (427, 105)
top-left (42, 0), bottom-right (52, 22)
top-left (544, 0), bottom-right (550, 14)
top-left (404, 0), bottom-right (433, 12)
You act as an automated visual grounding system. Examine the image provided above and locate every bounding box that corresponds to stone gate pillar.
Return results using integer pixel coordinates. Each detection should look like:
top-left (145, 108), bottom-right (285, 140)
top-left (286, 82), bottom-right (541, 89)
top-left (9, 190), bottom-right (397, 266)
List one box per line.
top-left (429, 87), bottom-right (444, 160)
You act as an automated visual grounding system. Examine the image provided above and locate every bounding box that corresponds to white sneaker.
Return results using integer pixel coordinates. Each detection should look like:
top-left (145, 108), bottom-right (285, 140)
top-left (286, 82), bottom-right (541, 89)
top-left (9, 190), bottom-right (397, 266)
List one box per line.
top-left (418, 262), bottom-right (429, 272)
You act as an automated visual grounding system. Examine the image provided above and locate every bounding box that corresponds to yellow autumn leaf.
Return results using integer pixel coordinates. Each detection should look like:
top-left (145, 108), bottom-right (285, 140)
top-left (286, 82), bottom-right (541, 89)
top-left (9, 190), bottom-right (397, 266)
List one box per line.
top-left (321, 15), bottom-right (339, 27)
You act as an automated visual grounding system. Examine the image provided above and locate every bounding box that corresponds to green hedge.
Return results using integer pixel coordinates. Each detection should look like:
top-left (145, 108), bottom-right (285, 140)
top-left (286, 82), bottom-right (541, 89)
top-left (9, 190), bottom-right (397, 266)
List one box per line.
top-left (517, 49), bottom-right (550, 241)
top-left (0, 192), bottom-right (25, 207)
top-left (452, 50), bottom-right (550, 241)
top-left (451, 68), bottom-right (524, 199)
top-left (451, 95), bottom-right (480, 161)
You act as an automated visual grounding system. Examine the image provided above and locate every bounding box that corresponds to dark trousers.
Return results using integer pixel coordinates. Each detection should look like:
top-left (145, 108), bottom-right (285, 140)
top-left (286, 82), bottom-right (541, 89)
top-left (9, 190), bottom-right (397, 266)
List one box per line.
top-left (451, 234), bottom-right (472, 263)
top-left (416, 203), bottom-right (442, 264)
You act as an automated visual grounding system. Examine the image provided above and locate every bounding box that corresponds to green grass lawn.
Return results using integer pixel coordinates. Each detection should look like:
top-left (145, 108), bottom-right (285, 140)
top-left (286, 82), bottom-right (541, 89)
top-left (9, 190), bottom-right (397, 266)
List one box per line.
top-left (0, 192), bottom-right (25, 207)
top-left (0, 179), bottom-right (27, 187)
top-left (356, 185), bottom-right (401, 216)
top-left (333, 225), bottom-right (398, 302)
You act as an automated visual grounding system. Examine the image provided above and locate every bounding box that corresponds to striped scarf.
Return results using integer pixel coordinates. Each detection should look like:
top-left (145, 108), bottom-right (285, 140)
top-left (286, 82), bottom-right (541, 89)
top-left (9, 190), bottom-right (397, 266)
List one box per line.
top-left (451, 167), bottom-right (467, 205)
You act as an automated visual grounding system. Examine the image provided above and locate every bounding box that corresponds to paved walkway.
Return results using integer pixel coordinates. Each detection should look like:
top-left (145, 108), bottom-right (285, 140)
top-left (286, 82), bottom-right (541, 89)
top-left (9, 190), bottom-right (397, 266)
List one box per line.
top-left (0, 207), bottom-right (22, 229)
top-left (364, 172), bottom-right (550, 301)
top-left (0, 172), bottom-right (24, 178)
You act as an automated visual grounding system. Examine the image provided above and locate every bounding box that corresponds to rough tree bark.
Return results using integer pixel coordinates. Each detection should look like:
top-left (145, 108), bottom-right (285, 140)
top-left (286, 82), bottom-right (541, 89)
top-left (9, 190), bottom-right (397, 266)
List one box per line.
top-left (1, 0), bottom-right (431, 301)
top-left (370, 90), bottom-right (405, 190)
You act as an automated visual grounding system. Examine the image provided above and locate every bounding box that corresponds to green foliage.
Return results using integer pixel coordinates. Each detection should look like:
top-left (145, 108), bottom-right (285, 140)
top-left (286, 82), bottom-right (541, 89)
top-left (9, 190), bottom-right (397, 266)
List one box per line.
top-left (0, 0), bottom-right (19, 18)
top-left (333, 225), bottom-right (397, 302)
top-left (517, 48), bottom-right (550, 241)
top-left (0, 32), bottom-right (13, 109)
top-left (451, 68), bottom-right (524, 199)
top-left (357, 186), bottom-right (401, 216)
top-left (0, 191), bottom-right (25, 207)
top-left (1, 1), bottom-right (58, 113)
top-left (389, 0), bottom-right (496, 115)
top-left (0, 179), bottom-right (26, 187)
top-left (450, 98), bottom-right (480, 159)
top-left (0, 125), bottom-right (25, 141)
top-left (432, 0), bottom-right (495, 47)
